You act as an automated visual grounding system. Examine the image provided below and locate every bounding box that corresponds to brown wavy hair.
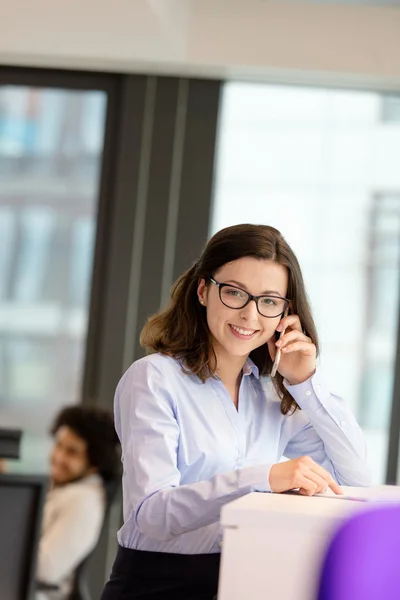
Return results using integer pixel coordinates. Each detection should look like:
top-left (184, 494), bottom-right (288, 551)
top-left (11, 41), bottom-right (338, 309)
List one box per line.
top-left (140, 224), bottom-right (319, 415)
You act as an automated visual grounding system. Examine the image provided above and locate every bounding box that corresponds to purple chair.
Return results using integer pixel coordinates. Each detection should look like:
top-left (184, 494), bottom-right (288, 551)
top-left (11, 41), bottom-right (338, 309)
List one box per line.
top-left (317, 504), bottom-right (400, 600)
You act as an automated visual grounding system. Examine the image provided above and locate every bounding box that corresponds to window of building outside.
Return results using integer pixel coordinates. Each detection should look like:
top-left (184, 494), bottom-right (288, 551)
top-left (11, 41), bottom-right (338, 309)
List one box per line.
top-left (0, 86), bottom-right (107, 472)
top-left (212, 83), bottom-right (400, 484)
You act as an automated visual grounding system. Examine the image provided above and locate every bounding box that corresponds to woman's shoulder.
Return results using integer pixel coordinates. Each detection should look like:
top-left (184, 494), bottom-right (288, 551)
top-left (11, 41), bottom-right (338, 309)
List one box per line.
top-left (120, 353), bottom-right (182, 384)
top-left (135, 352), bottom-right (180, 371)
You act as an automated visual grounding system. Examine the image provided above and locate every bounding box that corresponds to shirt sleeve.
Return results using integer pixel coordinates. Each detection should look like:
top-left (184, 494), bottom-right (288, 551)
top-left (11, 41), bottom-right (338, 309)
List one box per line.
top-left (37, 486), bottom-right (104, 584)
top-left (282, 369), bottom-right (371, 486)
top-left (116, 360), bottom-right (273, 543)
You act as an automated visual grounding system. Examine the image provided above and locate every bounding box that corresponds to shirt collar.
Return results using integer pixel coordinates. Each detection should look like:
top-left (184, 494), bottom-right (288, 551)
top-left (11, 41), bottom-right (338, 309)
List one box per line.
top-left (177, 355), bottom-right (260, 381)
top-left (243, 357), bottom-right (259, 379)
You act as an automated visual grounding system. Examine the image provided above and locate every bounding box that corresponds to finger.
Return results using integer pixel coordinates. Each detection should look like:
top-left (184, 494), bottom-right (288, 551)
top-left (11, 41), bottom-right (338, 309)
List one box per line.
top-left (298, 470), bottom-right (342, 496)
top-left (306, 472), bottom-right (330, 494)
top-left (308, 462), bottom-right (343, 496)
top-left (299, 487), bottom-right (318, 496)
top-left (328, 479), bottom-right (343, 495)
top-left (293, 465), bottom-right (326, 495)
top-left (296, 475), bottom-right (319, 496)
top-left (281, 341), bottom-right (316, 356)
top-left (300, 469), bottom-right (330, 494)
top-left (276, 330), bottom-right (312, 348)
top-left (276, 314), bottom-right (303, 333)
top-left (308, 461), bottom-right (335, 483)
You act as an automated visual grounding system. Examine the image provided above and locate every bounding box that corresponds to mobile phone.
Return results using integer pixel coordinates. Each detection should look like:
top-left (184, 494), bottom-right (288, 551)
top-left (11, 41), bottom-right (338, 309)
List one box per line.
top-left (271, 307), bottom-right (289, 378)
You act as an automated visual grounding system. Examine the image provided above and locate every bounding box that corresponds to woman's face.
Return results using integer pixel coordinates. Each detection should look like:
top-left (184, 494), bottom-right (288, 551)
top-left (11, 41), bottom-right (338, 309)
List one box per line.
top-left (198, 256), bottom-right (289, 362)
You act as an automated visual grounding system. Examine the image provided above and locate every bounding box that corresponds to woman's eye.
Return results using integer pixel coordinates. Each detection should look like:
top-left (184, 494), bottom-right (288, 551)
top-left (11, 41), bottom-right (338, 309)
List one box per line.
top-left (261, 297), bottom-right (277, 306)
top-left (227, 289), bottom-right (245, 298)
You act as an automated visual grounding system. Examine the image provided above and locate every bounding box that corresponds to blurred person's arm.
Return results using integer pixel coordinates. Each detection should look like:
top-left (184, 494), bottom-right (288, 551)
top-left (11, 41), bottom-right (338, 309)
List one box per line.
top-left (37, 484), bottom-right (104, 585)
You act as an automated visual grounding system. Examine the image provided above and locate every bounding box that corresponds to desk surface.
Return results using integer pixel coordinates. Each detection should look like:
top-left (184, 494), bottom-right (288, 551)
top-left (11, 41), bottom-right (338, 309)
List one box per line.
top-left (321, 484), bottom-right (400, 499)
top-left (220, 485), bottom-right (400, 529)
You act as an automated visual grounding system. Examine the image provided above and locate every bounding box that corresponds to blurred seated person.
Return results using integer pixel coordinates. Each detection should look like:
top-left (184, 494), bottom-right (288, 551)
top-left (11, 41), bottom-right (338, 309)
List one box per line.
top-left (36, 405), bottom-right (121, 600)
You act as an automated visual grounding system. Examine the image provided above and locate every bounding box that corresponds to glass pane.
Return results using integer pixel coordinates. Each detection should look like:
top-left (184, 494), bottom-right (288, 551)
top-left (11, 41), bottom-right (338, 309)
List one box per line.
top-left (212, 83), bottom-right (400, 484)
top-left (0, 85), bottom-right (107, 473)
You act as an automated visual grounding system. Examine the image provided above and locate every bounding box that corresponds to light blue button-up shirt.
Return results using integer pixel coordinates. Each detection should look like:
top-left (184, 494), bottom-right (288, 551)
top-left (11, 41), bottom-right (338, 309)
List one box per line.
top-left (115, 353), bottom-right (370, 554)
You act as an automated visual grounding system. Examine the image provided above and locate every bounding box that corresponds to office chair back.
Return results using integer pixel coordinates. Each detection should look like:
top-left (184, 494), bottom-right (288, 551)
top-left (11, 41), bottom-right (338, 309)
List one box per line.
top-left (317, 504), bottom-right (400, 600)
top-left (69, 478), bottom-right (120, 600)
top-left (0, 474), bottom-right (47, 600)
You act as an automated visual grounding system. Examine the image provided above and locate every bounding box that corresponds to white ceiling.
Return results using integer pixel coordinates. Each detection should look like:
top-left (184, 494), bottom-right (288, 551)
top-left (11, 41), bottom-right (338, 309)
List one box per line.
top-left (0, 1), bottom-right (399, 90)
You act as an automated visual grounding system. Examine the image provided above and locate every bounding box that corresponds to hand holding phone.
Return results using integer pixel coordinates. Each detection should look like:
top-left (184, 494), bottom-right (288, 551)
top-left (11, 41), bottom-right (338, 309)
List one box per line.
top-left (271, 308), bottom-right (289, 378)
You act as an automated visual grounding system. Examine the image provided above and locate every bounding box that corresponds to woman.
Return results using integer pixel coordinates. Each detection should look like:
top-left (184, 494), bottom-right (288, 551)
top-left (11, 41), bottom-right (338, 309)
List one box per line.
top-left (101, 224), bottom-right (370, 600)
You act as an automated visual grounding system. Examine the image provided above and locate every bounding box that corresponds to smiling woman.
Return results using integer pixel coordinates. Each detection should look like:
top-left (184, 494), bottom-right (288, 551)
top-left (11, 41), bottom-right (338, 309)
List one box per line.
top-left (101, 223), bottom-right (370, 600)
top-left (141, 223), bottom-right (319, 414)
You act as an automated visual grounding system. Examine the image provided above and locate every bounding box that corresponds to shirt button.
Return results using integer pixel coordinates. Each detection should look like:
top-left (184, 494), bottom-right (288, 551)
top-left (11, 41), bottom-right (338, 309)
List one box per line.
top-left (305, 390), bottom-right (312, 397)
top-left (219, 541), bottom-right (224, 548)
top-left (236, 459), bottom-right (243, 466)
top-left (316, 384), bottom-right (321, 391)
top-left (340, 420), bottom-right (347, 427)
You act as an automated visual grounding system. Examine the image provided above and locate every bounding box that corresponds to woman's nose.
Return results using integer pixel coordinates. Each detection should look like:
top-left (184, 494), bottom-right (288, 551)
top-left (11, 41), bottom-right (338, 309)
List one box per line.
top-left (239, 298), bottom-right (259, 320)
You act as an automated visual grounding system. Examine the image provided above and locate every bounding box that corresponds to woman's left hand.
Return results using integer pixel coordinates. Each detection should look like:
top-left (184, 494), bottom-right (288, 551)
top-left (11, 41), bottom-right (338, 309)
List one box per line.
top-left (267, 314), bottom-right (316, 385)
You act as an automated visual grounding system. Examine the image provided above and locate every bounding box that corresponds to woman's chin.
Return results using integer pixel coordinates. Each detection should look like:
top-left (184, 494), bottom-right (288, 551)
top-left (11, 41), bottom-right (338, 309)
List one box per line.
top-left (219, 340), bottom-right (255, 359)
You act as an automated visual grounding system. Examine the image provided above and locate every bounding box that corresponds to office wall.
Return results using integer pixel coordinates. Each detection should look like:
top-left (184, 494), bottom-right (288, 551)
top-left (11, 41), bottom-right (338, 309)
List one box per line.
top-left (1, 1), bottom-right (400, 89)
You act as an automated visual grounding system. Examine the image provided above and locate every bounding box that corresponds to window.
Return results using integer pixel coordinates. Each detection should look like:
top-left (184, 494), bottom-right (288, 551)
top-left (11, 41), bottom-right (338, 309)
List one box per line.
top-left (0, 85), bottom-right (107, 472)
top-left (212, 83), bottom-right (400, 483)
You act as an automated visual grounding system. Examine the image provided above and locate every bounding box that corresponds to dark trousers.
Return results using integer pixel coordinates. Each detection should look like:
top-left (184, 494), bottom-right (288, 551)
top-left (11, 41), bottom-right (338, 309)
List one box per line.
top-left (100, 545), bottom-right (221, 600)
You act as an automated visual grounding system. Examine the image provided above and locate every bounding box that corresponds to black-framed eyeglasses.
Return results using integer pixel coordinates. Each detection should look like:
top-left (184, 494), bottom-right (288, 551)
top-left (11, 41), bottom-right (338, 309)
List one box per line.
top-left (209, 277), bottom-right (289, 318)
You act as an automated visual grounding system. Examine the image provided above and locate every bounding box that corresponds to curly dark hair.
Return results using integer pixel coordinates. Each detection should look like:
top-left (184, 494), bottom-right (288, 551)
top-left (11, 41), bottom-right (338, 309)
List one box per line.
top-left (50, 405), bottom-right (121, 484)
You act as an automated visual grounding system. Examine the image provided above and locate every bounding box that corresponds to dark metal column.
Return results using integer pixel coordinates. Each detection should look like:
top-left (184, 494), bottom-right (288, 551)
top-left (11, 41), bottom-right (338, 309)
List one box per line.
top-left (85, 73), bottom-right (221, 595)
top-left (386, 308), bottom-right (400, 484)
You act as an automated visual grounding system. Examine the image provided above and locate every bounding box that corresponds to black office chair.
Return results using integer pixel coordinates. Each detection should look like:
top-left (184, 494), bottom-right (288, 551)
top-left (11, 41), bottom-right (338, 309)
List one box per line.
top-left (0, 473), bottom-right (47, 600)
top-left (68, 478), bottom-right (121, 600)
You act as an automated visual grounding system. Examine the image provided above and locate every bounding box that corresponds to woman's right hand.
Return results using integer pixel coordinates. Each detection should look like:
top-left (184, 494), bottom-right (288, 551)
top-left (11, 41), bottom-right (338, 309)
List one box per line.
top-left (269, 456), bottom-right (342, 496)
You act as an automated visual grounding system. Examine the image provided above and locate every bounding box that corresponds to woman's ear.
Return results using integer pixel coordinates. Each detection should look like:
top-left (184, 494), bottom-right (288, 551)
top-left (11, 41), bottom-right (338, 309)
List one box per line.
top-left (197, 278), bottom-right (207, 306)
